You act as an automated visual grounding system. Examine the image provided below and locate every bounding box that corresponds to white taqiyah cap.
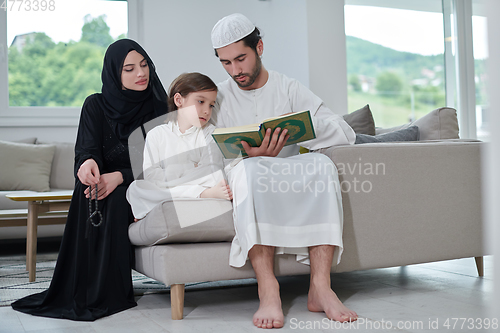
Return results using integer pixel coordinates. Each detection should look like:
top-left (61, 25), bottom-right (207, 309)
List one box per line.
top-left (211, 13), bottom-right (255, 49)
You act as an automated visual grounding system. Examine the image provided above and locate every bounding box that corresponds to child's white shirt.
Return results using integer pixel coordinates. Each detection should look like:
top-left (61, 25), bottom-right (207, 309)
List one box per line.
top-left (126, 120), bottom-right (225, 219)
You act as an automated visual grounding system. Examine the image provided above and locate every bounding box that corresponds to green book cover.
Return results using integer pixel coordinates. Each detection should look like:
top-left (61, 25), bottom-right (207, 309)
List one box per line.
top-left (261, 110), bottom-right (316, 146)
top-left (212, 110), bottom-right (316, 159)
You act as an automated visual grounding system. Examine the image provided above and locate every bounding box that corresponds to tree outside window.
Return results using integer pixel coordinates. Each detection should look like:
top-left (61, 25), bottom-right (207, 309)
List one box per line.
top-left (8, 15), bottom-right (124, 107)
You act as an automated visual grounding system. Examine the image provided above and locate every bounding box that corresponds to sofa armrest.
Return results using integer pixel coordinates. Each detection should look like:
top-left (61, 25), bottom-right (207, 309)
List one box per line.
top-left (319, 140), bottom-right (484, 271)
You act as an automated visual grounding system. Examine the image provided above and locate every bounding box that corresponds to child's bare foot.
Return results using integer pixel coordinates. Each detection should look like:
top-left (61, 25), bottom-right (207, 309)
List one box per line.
top-left (200, 180), bottom-right (233, 200)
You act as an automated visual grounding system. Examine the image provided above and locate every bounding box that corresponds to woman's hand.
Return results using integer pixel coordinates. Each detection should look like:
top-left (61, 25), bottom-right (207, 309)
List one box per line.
top-left (77, 159), bottom-right (100, 186)
top-left (84, 171), bottom-right (124, 200)
top-left (241, 127), bottom-right (289, 157)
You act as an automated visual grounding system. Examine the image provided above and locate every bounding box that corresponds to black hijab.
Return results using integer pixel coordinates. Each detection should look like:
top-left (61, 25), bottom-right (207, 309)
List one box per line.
top-left (99, 39), bottom-right (168, 141)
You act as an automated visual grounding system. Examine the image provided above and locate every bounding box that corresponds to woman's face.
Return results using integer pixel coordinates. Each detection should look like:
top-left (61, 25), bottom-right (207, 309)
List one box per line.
top-left (121, 50), bottom-right (150, 91)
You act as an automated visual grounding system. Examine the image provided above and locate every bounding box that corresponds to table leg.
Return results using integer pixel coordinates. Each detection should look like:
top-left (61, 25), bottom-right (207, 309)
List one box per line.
top-left (26, 201), bottom-right (39, 282)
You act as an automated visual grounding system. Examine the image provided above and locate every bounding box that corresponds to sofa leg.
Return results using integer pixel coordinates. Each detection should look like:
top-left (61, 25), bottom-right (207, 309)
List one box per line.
top-left (474, 256), bottom-right (484, 277)
top-left (171, 283), bottom-right (185, 320)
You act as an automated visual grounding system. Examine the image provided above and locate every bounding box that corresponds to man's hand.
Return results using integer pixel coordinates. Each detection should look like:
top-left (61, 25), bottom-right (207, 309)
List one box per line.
top-left (84, 171), bottom-right (123, 200)
top-left (241, 127), bottom-right (289, 157)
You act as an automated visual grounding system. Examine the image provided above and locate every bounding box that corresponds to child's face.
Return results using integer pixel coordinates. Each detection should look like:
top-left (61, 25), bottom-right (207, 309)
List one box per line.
top-left (175, 90), bottom-right (217, 128)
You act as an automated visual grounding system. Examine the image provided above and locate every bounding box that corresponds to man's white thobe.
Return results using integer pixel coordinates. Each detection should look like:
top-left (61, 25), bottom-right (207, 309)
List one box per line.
top-left (214, 70), bottom-right (356, 267)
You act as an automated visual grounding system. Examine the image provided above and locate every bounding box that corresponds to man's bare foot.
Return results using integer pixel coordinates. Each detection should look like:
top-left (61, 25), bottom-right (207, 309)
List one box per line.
top-left (307, 282), bottom-right (358, 323)
top-left (200, 179), bottom-right (233, 200)
top-left (253, 279), bottom-right (284, 329)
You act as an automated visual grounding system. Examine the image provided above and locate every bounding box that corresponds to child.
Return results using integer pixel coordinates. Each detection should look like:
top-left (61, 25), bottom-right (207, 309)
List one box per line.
top-left (126, 72), bottom-right (232, 220)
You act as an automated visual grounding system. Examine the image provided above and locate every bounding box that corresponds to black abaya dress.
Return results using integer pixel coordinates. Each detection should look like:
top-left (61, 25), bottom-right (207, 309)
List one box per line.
top-left (12, 94), bottom-right (160, 321)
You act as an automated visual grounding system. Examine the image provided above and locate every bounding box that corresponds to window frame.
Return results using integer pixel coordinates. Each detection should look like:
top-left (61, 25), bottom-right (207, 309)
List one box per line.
top-left (0, 9), bottom-right (80, 126)
top-left (0, 0), bottom-right (134, 127)
top-left (443, 0), bottom-right (477, 139)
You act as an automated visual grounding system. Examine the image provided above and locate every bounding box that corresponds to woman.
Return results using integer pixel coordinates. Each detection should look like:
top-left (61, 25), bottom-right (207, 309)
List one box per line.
top-left (11, 39), bottom-right (169, 321)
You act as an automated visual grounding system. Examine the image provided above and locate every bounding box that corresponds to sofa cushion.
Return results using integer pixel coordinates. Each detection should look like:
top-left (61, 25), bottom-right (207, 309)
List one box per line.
top-left (343, 104), bottom-right (376, 135)
top-left (14, 137), bottom-right (37, 144)
top-left (0, 140), bottom-right (56, 192)
top-left (38, 142), bottom-right (75, 190)
top-left (128, 198), bottom-right (234, 246)
top-left (355, 126), bottom-right (420, 144)
top-left (376, 107), bottom-right (459, 140)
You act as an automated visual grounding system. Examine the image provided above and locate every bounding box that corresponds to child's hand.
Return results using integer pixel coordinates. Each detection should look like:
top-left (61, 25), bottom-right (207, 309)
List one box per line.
top-left (200, 179), bottom-right (233, 200)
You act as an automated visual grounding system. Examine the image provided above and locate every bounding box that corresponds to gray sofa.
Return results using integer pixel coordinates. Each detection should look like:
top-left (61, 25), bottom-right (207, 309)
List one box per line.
top-left (129, 107), bottom-right (486, 320)
top-left (0, 107), bottom-right (485, 320)
top-left (0, 139), bottom-right (74, 240)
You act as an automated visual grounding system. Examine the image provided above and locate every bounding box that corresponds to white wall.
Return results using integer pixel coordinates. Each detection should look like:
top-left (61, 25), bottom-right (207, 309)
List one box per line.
top-left (129, 0), bottom-right (348, 113)
top-left (484, 0), bottom-right (500, 322)
top-left (307, 0), bottom-right (348, 115)
top-left (0, 126), bottom-right (78, 143)
top-left (130, 0), bottom-right (310, 93)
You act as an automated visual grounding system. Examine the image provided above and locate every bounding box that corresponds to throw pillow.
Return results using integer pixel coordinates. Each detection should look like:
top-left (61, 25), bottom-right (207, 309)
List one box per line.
top-left (376, 107), bottom-right (459, 140)
top-left (15, 137), bottom-right (37, 144)
top-left (0, 140), bottom-right (56, 192)
top-left (37, 141), bottom-right (75, 190)
top-left (355, 126), bottom-right (420, 144)
top-left (343, 104), bottom-right (376, 135)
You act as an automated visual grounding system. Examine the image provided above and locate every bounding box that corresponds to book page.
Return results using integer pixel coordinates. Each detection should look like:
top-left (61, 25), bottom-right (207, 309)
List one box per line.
top-left (262, 109), bottom-right (310, 123)
top-left (212, 123), bottom-right (261, 135)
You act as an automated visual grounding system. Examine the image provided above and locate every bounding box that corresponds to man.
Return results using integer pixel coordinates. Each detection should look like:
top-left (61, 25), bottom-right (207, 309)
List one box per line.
top-left (211, 13), bottom-right (358, 329)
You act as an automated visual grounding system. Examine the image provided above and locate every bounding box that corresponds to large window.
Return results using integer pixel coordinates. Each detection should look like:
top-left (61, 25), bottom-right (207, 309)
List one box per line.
top-left (6, 0), bottom-right (127, 107)
top-left (344, 1), bottom-right (446, 129)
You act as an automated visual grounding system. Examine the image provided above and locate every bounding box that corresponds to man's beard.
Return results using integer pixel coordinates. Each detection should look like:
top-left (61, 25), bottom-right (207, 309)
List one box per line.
top-left (231, 55), bottom-right (262, 88)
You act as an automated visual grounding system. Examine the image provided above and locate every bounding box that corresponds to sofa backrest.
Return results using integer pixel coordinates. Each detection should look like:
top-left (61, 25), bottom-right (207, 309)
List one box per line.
top-left (49, 142), bottom-right (75, 190)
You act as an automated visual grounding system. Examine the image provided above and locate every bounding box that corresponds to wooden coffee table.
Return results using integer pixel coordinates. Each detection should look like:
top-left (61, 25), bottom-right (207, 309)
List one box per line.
top-left (5, 191), bottom-right (73, 282)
